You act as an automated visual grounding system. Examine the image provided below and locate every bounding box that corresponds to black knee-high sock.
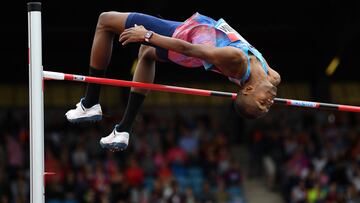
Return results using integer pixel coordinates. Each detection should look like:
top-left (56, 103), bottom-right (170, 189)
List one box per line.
top-left (82, 67), bottom-right (105, 108)
top-left (116, 91), bottom-right (146, 132)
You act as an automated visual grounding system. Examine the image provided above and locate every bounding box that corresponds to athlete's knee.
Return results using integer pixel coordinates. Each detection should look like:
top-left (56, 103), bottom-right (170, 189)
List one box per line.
top-left (97, 12), bottom-right (112, 27)
top-left (138, 45), bottom-right (156, 61)
top-left (97, 11), bottom-right (124, 30)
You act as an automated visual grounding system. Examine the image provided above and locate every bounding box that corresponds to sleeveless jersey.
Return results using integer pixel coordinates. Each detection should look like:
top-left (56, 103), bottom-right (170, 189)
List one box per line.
top-left (168, 12), bottom-right (268, 85)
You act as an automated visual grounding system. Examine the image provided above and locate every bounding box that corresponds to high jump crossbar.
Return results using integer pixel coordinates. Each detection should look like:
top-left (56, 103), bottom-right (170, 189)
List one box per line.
top-left (43, 71), bottom-right (360, 113)
top-left (28, 1), bottom-right (360, 203)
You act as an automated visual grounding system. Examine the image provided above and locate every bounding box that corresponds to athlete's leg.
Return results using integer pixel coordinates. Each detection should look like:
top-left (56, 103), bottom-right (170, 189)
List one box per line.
top-left (66, 12), bottom-right (133, 122)
top-left (116, 45), bottom-right (156, 132)
top-left (132, 45), bottom-right (157, 94)
top-left (66, 11), bottom-right (178, 127)
top-left (100, 45), bottom-right (158, 150)
top-left (83, 12), bottom-right (130, 108)
top-left (66, 12), bottom-right (132, 122)
top-left (90, 11), bottom-right (129, 69)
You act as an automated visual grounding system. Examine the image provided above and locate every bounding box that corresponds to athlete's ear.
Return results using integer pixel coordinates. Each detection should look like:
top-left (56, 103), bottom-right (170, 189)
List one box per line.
top-left (241, 85), bottom-right (254, 95)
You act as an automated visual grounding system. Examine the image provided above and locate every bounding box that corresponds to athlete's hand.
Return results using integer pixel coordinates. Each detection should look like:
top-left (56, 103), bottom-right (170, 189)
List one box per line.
top-left (119, 24), bottom-right (148, 45)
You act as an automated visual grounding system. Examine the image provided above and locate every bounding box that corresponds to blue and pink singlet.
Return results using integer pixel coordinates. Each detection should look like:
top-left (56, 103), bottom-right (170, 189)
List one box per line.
top-left (125, 12), bottom-right (268, 85)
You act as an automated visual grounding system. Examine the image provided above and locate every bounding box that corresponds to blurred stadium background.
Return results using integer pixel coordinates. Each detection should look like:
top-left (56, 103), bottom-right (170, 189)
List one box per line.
top-left (1, 1), bottom-right (360, 202)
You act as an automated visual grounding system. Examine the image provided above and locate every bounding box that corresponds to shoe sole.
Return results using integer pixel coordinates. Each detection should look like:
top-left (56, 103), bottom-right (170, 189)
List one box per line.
top-left (100, 142), bottom-right (128, 151)
top-left (67, 115), bottom-right (102, 123)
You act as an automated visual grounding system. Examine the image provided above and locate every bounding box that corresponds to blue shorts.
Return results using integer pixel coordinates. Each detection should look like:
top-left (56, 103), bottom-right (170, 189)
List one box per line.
top-left (125, 12), bottom-right (181, 61)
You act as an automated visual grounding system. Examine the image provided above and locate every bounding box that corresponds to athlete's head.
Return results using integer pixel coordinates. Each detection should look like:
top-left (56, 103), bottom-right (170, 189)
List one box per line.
top-left (234, 80), bottom-right (277, 119)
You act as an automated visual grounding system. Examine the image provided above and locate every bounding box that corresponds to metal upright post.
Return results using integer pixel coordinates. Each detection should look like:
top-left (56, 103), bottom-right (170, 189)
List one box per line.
top-left (27, 2), bottom-right (45, 203)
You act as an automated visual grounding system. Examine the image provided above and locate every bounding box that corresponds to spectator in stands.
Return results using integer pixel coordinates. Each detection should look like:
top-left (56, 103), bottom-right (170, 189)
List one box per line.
top-left (124, 157), bottom-right (144, 187)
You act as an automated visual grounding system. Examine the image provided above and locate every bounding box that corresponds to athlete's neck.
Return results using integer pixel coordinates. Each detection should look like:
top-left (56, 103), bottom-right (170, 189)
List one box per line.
top-left (246, 59), bottom-right (268, 85)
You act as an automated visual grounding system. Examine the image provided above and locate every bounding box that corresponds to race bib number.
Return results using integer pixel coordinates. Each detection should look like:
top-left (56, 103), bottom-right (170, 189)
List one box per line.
top-left (215, 19), bottom-right (250, 44)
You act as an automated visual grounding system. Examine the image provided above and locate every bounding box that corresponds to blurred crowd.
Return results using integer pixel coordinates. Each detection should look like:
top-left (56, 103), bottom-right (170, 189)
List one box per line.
top-left (247, 109), bottom-right (360, 203)
top-left (0, 109), bottom-right (244, 203)
top-left (4, 106), bottom-right (360, 203)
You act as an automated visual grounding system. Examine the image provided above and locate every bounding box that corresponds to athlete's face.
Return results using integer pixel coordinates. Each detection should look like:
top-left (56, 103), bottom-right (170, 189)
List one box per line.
top-left (252, 82), bottom-right (277, 115)
top-left (234, 81), bottom-right (277, 119)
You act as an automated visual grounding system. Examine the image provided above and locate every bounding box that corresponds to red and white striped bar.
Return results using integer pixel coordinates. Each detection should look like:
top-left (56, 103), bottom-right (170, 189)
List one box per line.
top-left (43, 71), bottom-right (236, 99)
top-left (43, 71), bottom-right (360, 113)
top-left (273, 98), bottom-right (360, 113)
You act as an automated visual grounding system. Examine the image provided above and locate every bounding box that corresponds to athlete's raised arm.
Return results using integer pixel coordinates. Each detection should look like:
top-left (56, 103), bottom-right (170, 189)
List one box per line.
top-left (119, 25), bottom-right (247, 74)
